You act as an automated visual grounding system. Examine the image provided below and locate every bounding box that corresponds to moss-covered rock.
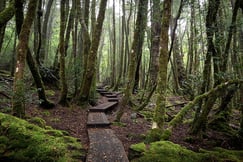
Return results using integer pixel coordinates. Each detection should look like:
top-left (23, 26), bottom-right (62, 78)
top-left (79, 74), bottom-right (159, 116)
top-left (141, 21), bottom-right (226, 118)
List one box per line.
top-left (0, 112), bottom-right (85, 162)
top-left (129, 141), bottom-right (243, 162)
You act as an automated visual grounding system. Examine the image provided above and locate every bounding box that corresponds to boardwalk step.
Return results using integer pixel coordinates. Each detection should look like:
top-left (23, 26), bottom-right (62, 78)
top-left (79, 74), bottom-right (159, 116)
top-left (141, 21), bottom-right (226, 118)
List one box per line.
top-left (105, 94), bottom-right (117, 98)
top-left (96, 88), bottom-right (107, 93)
top-left (87, 112), bottom-right (110, 128)
top-left (89, 102), bottom-right (118, 112)
top-left (87, 129), bottom-right (129, 162)
top-left (107, 98), bottom-right (119, 102)
top-left (100, 91), bottom-right (113, 96)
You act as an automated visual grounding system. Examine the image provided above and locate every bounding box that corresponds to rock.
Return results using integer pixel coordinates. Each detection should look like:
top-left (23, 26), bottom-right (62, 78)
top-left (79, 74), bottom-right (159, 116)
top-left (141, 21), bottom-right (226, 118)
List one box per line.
top-left (131, 113), bottom-right (137, 119)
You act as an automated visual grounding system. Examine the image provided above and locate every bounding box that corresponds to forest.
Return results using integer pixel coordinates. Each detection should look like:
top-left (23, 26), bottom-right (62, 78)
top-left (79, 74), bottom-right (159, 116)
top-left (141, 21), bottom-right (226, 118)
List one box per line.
top-left (0, 0), bottom-right (243, 161)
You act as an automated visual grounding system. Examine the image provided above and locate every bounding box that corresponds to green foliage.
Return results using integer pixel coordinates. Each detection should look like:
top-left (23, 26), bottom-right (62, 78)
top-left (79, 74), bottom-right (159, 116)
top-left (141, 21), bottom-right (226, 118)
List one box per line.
top-left (130, 141), bottom-right (243, 162)
top-left (0, 112), bottom-right (85, 162)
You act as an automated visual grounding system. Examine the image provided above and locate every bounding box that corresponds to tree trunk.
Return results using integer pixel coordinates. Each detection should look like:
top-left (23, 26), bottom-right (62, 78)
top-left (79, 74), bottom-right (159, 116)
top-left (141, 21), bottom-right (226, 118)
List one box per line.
top-left (149, 0), bottom-right (161, 88)
top-left (193, 0), bottom-right (220, 125)
top-left (12, 0), bottom-right (38, 118)
top-left (123, 0), bottom-right (148, 102)
top-left (58, 0), bottom-right (69, 106)
top-left (111, 0), bottom-right (116, 88)
top-left (153, 0), bottom-right (172, 130)
top-left (133, 0), bottom-right (149, 93)
top-left (0, 0), bottom-right (6, 55)
top-left (78, 0), bottom-right (108, 103)
top-left (39, 0), bottom-right (54, 64)
top-left (15, 0), bottom-right (54, 109)
top-left (0, 0), bottom-right (15, 28)
top-left (113, 0), bottom-right (125, 91)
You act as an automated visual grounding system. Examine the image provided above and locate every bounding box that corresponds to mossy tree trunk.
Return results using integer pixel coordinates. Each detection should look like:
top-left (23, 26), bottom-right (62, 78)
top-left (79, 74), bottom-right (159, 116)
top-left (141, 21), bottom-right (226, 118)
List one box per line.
top-left (58, 0), bottom-right (69, 106)
top-left (15, 0), bottom-right (54, 109)
top-left (193, 0), bottom-right (220, 130)
top-left (39, 0), bottom-right (54, 64)
top-left (78, 0), bottom-right (108, 103)
top-left (124, 0), bottom-right (148, 98)
top-left (0, 0), bottom-right (14, 28)
top-left (192, 0), bottom-right (240, 136)
top-left (238, 10), bottom-right (243, 137)
top-left (168, 80), bottom-right (243, 129)
top-left (116, 0), bottom-right (148, 122)
top-left (113, 0), bottom-right (125, 91)
top-left (153, 0), bottom-right (172, 130)
top-left (133, 0), bottom-right (148, 93)
top-left (12, 0), bottom-right (38, 118)
top-left (0, 0), bottom-right (6, 55)
top-left (149, 0), bottom-right (161, 88)
top-left (211, 0), bottom-right (241, 127)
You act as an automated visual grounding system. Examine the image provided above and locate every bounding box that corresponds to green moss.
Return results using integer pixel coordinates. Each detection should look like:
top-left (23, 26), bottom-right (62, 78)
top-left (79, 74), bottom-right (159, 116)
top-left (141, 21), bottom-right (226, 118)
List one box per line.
top-left (27, 117), bottom-right (46, 128)
top-left (45, 90), bottom-right (56, 96)
top-left (144, 128), bottom-right (163, 144)
top-left (0, 112), bottom-right (85, 162)
top-left (130, 141), bottom-right (243, 162)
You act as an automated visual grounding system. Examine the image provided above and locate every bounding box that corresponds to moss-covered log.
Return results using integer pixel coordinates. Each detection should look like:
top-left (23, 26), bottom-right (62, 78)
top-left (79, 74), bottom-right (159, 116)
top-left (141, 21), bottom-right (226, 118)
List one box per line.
top-left (0, 113), bottom-right (85, 161)
top-left (168, 80), bottom-right (243, 129)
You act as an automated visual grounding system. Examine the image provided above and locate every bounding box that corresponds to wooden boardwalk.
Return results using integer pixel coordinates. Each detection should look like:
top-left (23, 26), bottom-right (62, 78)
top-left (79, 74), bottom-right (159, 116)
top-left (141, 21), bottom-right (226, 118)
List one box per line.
top-left (86, 89), bottom-right (128, 162)
top-left (87, 112), bottom-right (110, 127)
top-left (86, 129), bottom-right (129, 162)
top-left (89, 102), bottom-right (118, 112)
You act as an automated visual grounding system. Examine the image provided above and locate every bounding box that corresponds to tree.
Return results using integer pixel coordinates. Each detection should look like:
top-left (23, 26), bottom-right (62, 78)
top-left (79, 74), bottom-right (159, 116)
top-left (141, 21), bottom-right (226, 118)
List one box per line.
top-left (58, 0), bottom-right (69, 106)
top-left (78, 0), bottom-right (108, 103)
top-left (116, 0), bottom-right (148, 122)
top-left (153, 0), bottom-right (172, 130)
top-left (12, 0), bottom-right (38, 118)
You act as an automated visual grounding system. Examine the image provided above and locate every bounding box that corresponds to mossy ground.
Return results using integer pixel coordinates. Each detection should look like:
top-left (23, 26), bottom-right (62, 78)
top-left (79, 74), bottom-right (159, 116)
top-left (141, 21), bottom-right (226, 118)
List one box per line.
top-left (0, 112), bottom-right (85, 162)
top-left (129, 141), bottom-right (243, 162)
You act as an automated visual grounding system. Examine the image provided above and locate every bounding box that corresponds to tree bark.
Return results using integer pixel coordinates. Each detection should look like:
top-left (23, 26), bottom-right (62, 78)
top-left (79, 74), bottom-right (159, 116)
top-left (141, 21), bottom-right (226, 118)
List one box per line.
top-left (12, 0), bottom-right (38, 118)
top-left (78, 0), bottom-right (108, 103)
top-left (0, 0), bottom-right (6, 55)
top-left (149, 0), bottom-right (161, 88)
top-left (123, 0), bottom-right (148, 103)
top-left (0, 0), bottom-right (14, 28)
top-left (133, 0), bottom-right (149, 92)
top-left (58, 0), bottom-right (69, 106)
top-left (39, 0), bottom-right (54, 64)
top-left (153, 0), bottom-right (172, 130)
top-left (193, 0), bottom-right (220, 123)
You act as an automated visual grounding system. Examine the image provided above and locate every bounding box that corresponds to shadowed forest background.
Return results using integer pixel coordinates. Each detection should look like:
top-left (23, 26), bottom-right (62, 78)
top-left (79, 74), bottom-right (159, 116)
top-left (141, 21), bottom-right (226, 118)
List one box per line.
top-left (0, 0), bottom-right (243, 161)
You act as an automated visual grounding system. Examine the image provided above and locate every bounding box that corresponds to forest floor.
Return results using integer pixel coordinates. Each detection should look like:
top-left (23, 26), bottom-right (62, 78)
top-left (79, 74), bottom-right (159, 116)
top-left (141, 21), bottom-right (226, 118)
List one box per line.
top-left (0, 75), bottom-right (242, 158)
top-left (23, 91), bottom-right (242, 156)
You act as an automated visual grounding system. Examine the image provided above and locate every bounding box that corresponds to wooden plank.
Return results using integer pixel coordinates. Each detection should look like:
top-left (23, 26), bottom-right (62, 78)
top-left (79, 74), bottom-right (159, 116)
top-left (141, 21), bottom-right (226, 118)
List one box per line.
top-left (87, 129), bottom-right (129, 162)
top-left (89, 102), bottom-right (118, 112)
top-left (100, 91), bottom-right (113, 96)
top-left (107, 98), bottom-right (119, 102)
top-left (87, 112), bottom-right (110, 128)
top-left (96, 89), bottom-right (107, 93)
top-left (105, 94), bottom-right (117, 98)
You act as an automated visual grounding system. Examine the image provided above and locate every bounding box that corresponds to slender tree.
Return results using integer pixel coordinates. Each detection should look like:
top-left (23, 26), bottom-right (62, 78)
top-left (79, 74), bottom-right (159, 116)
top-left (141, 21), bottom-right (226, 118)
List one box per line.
top-left (12, 0), bottom-right (38, 118)
top-left (58, 0), bottom-right (69, 106)
top-left (78, 0), bottom-right (108, 103)
top-left (153, 0), bottom-right (172, 130)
